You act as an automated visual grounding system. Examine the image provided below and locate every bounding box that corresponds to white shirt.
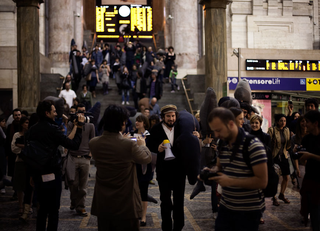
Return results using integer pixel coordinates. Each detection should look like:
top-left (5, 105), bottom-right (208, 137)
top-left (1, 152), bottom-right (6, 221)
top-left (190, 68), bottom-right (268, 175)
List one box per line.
top-left (59, 89), bottom-right (77, 107)
top-left (162, 123), bottom-right (175, 145)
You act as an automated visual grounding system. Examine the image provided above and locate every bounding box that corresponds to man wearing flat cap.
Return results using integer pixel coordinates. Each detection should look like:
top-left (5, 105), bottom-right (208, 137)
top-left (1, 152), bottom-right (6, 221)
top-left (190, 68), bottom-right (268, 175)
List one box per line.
top-left (147, 105), bottom-right (185, 231)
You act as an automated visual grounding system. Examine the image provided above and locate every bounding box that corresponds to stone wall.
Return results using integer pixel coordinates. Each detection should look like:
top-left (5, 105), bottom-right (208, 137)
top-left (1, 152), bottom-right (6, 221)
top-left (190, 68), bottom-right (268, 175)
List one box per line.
top-left (229, 0), bottom-right (318, 50)
top-left (0, 2), bottom-right (17, 108)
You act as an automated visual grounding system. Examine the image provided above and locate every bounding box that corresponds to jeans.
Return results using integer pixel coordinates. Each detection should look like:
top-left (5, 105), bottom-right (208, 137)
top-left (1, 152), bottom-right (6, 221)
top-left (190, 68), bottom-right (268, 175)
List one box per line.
top-left (171, 77), bottom-right (178, 91)
top-left (122, 89), bottom-right (130, 102)
top-left (69, 157), bottom-right (90, 211)
top-left (35, 174), bottom-right (62, 231)
top-left (215, 205), bottom-right (261, 231)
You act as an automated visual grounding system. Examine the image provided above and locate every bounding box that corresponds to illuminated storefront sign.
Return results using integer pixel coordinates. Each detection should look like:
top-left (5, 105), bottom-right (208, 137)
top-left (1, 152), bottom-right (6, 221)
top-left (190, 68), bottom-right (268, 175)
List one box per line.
top-left (96, 5), bottom-right (153, 41)
top-left (246, 59), bottom-right (320, 72)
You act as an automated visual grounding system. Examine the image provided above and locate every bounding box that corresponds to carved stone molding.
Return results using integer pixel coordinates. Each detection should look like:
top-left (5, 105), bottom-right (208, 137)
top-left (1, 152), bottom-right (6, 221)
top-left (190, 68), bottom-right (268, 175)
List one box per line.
top-left (13, 0), bottom-right (43, 8)
top-left (199, 0), bottom-right (232, 9)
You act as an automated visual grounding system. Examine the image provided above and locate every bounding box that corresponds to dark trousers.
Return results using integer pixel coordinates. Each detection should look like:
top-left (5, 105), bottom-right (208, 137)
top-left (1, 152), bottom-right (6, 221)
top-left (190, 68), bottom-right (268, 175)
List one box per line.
top-left (215, 205), bottom-right (261, 231)
top-left (35, 174), bottom-right (62, 231)
top-left (24, 169), bottom-right (33, 205)
top-left (97, 217), bottom-right (139, 231)
top-left (158, 176), bottom-right (186, 231)
top-left (211, 180), bottom-right (218, 213)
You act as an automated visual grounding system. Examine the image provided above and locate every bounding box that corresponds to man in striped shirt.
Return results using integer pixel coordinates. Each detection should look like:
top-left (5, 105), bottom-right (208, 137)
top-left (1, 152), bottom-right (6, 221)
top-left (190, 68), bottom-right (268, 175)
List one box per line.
top-left (207, 107), bottom-right (268, 231)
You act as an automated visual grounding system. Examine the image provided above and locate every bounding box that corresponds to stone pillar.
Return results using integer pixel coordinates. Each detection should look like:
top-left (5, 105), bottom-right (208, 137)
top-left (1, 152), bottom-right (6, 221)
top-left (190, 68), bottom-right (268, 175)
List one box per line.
top-left (171, 0), bottom-right (198, 69)
top-left (48, 0), bottom-right (74, 74)
top-left (199, 0), bottom-right (231, 100)
top-left (74, 0), bottom-right (83, 49)
top-left (14, 0), bottom-right (43, 111)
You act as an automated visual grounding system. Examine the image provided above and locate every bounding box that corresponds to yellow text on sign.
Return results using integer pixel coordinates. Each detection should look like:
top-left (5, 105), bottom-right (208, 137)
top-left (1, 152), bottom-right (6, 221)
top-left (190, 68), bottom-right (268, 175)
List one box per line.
top-left (306, 78), bottom-right (320, 91)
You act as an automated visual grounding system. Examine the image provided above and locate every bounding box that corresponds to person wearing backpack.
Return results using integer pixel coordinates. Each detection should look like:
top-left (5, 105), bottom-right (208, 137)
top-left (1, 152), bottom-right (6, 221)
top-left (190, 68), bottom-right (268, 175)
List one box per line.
top-left (268, 114), bottom-right (291, 206)
top-left (202, 107), bottom-right (267, 231)
top-left (25, 100), bottom-right (84, 231)
top-left (250, 114), bottom-right (278, 224)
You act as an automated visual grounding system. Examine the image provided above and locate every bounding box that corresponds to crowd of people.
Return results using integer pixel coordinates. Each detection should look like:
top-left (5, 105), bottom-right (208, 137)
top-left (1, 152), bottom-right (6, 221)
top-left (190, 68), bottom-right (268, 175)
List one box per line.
top-left (0, 93), bottom-right (319, 231)
top-left (66, 40), bottom-right (179, 109)
top-left (0, 39), bottom-right (319, 231)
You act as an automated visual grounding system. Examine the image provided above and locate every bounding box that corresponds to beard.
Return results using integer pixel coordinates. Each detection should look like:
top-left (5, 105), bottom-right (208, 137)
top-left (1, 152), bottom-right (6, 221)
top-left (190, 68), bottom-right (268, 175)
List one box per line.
top-left (164, 120), bottom-right (175, 128)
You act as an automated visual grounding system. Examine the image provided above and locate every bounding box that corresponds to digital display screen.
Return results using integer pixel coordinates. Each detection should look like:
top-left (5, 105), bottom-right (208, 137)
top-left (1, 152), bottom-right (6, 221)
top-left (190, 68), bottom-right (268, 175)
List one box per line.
top-left (96, 5), bottom-right (153, 41)
top-left (246, 59), bottom-right (320, 72)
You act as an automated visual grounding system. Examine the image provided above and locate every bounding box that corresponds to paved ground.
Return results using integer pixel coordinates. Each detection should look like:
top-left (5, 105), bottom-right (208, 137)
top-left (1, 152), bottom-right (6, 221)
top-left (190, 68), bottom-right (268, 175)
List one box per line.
top-left (0, 165), bottom-right (309, 231)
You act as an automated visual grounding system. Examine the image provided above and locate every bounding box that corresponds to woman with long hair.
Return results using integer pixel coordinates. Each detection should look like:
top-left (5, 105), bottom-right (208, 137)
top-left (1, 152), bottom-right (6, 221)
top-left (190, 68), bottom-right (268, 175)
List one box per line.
top-left (250, 114), bottom-right (272, 224)
top-left (11, 116), bottom-right (34, 220)
top-left (120, 66), bottom-right (131, 105)
top-left (99, 60), bottom-right (110, 95)
top-left (133, 115), bottom-right (152, 226)
top-left (268, 114), bottom-right (291, 206)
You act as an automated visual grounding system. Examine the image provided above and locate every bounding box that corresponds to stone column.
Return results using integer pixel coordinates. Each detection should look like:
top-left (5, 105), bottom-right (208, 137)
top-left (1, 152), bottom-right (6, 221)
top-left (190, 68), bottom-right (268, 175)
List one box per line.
top-left (74, 0), bottom-right (83, 49)
top-left (48, 0), bottom-right (74, 74)
top-left (199, 0), bottom-right (231, 100)
top-left (14, 0), bottom-right (43, 111)
top-left (171, 0), bottom-right (198, 69)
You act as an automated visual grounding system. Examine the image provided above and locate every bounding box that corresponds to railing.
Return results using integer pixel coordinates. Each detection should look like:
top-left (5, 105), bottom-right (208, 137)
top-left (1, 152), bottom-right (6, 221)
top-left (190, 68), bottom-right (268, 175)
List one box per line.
top-left (152, 33), bottom-right (158, 51)
top-left (181, 77), bottom-right (194, 115)
top-left (90, 32), bottom-right (97, 52)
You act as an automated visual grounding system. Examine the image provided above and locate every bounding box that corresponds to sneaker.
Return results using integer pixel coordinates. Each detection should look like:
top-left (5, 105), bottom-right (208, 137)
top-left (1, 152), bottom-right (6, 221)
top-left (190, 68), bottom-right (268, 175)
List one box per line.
top-left (76, 209), bottom-right (88, 217)
top-left (171, 90), bottom-right (175, 93)
top-left (0, 188), bottom-right (5, 194)
top-left (121, 101), bottom-right (125, 105)
top-left (126, 101), bottom-right (130, 105)
top-left (177, 86), bottom-right (180, 91)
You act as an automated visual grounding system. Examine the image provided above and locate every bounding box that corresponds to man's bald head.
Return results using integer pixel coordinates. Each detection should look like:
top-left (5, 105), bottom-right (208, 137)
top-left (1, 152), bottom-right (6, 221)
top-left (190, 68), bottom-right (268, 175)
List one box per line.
top-left (151, 97), bottom-right (157, 106)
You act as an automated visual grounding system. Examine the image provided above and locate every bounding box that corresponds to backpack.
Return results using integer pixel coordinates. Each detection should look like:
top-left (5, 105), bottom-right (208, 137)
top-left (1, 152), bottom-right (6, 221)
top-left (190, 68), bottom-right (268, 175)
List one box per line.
top-left (217, 133), bottom-right (279, 198)
top-left (20, 140), bottom-right (60, 173)
top-left (242, 135), bottom-right (279, 198)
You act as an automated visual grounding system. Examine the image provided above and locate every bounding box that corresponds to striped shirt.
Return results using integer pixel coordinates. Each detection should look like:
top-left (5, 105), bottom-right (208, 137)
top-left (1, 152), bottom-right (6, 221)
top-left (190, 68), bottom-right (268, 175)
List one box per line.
top-left (218, 128), bottom-right (267, 211)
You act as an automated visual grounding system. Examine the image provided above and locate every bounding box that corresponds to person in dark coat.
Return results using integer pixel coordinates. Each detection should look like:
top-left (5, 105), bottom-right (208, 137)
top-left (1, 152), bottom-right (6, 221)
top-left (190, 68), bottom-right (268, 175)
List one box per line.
top-left (5, 109), bottom-right (21, 198)
top-left (164, 46), bottom-right (175, 79)
top-left (125, 42), bottom-right (136, 72)
top-left (133, 70), bottom-right (147, 110)
top-left (145, 46), bottom-right (155, 66)
top-left (147, 105), bottom-right (185, 231)
top-left (148, 70), bottom-right (162, 100)
top-left (26, 100), bottom-right (84, 231)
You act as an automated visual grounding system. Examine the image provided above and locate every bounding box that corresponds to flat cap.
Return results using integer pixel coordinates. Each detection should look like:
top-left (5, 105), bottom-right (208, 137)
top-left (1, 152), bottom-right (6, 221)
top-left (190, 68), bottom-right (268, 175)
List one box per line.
top-left (161, 105), bottom-right (177, 114)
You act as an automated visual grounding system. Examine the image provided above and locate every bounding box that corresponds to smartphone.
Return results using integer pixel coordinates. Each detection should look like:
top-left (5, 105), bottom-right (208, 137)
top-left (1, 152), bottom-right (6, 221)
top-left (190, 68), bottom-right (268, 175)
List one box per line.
top-left (130, 137), bottom-right (137, 142)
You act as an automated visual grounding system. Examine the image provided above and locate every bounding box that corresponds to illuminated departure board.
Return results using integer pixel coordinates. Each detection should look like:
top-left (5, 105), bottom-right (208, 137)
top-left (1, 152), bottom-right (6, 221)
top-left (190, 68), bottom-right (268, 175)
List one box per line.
top-left (246, 59), bottom-right (320, 72)
top-left (96, 5), bottom-right (153, 41)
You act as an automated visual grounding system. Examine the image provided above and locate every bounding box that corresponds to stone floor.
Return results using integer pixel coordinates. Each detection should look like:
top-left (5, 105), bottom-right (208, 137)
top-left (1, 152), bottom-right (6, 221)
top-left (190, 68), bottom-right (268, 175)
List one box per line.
top-left (0, 165), bottom-right (310, 231)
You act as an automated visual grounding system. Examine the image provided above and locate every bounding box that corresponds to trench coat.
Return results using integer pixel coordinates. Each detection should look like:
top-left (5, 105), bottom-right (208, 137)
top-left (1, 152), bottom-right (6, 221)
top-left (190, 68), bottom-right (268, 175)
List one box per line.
top-left (89, 131), bottom-right (151, 219)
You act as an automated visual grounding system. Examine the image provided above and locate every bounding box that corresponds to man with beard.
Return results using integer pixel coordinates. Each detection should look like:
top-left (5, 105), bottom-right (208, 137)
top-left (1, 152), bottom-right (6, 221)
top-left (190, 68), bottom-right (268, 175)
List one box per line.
top-left (204, 107), bottom-right (267, 231)
top-left (147, 105), bottom-right (185, 231)
top-left (5, 108), bottom-right (21, 199)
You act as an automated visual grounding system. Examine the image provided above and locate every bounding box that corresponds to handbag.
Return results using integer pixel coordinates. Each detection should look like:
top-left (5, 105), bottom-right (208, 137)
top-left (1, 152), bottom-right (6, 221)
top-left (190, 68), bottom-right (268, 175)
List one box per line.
top-left (86, 73), bottom-right (92, 81)
top-left (121, 77), bottom-right (130, 89)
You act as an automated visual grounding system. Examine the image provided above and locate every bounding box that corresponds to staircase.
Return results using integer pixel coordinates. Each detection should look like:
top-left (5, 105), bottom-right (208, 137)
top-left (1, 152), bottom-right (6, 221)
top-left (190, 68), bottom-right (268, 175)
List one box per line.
top-left (75, 76), bottom-right (189, 119)
top-left (182, 75), bottom-right (206, 113)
